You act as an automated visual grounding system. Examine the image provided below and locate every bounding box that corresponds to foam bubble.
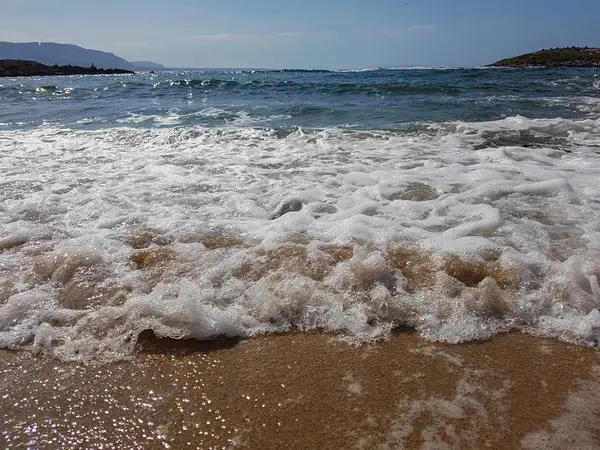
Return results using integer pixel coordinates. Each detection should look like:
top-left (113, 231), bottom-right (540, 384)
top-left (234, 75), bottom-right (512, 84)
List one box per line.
top-left (1, 116), bottom-right (600, 360)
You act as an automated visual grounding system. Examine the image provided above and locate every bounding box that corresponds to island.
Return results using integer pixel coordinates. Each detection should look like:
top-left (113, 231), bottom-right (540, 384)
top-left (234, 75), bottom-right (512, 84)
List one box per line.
top-left (0, 60), bottom-right (134, 77)
top-left (488, 47), bottom-right (600, 68)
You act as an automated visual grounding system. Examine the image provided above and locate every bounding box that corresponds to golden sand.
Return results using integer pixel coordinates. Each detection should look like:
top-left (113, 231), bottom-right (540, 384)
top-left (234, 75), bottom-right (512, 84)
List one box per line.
top-left (1, 332), bottom-right (599, 449)
top-left (131, 247), bottom-right (176, 270)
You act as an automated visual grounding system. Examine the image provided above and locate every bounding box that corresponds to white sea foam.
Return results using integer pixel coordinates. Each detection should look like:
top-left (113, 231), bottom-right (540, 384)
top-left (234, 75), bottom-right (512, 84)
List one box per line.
top-left (1, 116), bottom-right (600, 360)
top-left (116, 111), bottom-right (182, 126)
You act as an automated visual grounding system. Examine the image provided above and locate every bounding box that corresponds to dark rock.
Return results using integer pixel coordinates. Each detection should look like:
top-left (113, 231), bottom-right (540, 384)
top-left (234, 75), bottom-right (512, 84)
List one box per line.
top-left (488, 47), bottom-right (600, 68)
top-left (0, 60), bottom-right (134, 77)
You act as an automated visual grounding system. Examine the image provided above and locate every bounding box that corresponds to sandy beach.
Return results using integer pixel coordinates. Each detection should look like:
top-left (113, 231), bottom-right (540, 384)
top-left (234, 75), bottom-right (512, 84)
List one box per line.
top-left (1, 331), bottom-right (599, 449)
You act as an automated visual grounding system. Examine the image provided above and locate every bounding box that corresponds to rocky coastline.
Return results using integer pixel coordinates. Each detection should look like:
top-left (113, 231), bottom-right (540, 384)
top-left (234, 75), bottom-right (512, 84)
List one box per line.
top-left (0, 59), bottom-right (134, 77)
top-left (489, 47), bottom-right (600, 68)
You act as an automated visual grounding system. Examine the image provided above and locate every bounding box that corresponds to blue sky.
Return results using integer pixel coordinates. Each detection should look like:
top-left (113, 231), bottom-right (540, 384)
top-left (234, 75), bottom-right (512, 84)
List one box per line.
top-left (1, 0), bottom-right (599, 68)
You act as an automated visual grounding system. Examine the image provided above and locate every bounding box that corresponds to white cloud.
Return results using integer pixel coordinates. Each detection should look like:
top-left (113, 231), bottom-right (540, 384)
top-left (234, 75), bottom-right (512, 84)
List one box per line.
top-left (379, 25), bottom-right (435, 36)
top-left (190, 32), bottom-right (304, 43)
top-left (276, 32), bottom-right (303, 37)
top-left (407, 25), bottom-right (436, 31)
top-left (114, 40), bottom-right (149, 48)
top-left (192, 34), bottom-right (233, 41)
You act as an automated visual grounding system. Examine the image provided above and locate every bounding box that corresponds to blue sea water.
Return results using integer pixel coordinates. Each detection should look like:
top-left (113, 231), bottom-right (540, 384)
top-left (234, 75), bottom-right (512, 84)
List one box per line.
top-left (1, 67), bottom-right (600, 361)
top-left (1, 67), bottom-right (599, 130)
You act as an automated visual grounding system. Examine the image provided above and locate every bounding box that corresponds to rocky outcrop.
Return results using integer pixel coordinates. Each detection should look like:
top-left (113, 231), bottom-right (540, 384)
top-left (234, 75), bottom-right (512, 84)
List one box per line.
top-left (0, 60), bottom-right (134, 77)
top-left (489, 47), bottom-right (600, 68)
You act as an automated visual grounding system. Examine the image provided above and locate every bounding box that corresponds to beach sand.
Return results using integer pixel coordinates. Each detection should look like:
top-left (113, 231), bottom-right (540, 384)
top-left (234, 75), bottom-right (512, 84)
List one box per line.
top-left (1, 331), bottom-right (600, 449)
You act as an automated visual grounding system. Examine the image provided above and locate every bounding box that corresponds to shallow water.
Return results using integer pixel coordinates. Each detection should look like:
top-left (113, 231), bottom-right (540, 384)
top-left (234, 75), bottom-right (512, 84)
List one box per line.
top-left (1, 68), bottom-right (600, 361)
top-left (2, 332), bottom-right (599, 449)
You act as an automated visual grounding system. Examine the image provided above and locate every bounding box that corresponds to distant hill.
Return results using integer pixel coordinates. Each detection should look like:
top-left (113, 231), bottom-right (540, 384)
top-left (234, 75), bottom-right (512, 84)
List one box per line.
top-left (0, 60), bottom-right (134, 77)
top-left (130, 61), bottom-right (165, 70)
top-left (0, 42), bottom-right (135, 70)
top-left (489, 47), bottom-right (600, 68)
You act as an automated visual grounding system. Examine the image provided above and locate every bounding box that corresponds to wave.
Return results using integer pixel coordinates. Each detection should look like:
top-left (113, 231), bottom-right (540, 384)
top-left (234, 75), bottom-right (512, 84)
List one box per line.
top-left (332, 82), bottom-right (461, 95)
top-left (150, 78), bottom-right (463, 96)
top-left (1, 115), bottom-right (600, 361)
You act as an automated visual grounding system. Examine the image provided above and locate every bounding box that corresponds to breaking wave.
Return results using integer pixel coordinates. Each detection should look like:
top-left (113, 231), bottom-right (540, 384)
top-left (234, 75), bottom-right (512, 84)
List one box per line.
top-left (1, 115), bottom-right (600, 361)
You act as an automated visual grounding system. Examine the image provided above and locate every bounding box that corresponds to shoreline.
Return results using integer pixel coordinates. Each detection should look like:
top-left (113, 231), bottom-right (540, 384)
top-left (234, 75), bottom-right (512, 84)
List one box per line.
top-left (2, 331), bottom-right (600, 449)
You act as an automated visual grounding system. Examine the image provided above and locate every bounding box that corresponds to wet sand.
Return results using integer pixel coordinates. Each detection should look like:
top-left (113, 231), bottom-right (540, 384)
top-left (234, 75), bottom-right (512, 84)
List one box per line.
top-left (1, 331), bottom-right (600, 449)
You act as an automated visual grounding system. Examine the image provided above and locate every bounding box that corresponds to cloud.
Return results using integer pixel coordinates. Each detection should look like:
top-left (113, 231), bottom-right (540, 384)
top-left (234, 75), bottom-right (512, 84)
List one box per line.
top-left (276, 32), bottom-right (303, 37)
top-left (407, 25), bottom-right (436, 31)
top-left (192, 34), bottom-right (233, 41)
top-left (114, 40), bottom-right (149, 48)
top-left (190, 32), bottom-right (303, 43)
top-left (379, 25), bottom-right (435, 36)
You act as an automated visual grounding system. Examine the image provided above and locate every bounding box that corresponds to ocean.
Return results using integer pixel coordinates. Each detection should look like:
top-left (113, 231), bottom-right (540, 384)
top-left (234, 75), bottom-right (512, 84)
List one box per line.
top-left (1, 67), bottom-right (600, 362)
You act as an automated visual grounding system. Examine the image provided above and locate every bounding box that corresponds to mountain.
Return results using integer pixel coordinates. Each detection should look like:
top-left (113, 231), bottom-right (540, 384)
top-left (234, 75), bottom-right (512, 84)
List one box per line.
top-left (0, 42), bottom-right (135, 70)
top-left (0, 60), bottom-right (134, 77)
top-left (130, 61), bottom-right (165, 70)
top-left (489, 47), bottom-right (600, 68)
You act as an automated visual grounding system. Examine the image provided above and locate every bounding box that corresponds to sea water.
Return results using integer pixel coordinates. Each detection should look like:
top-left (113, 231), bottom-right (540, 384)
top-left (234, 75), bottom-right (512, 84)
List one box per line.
top-left (1, 67), bottom-right (600, 361)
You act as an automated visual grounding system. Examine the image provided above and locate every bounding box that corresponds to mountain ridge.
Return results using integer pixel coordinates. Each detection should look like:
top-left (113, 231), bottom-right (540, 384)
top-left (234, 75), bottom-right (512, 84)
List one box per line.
top-left (130, 61), bottom-right (165, 70)
top-left (0, 42), bottom-right (135, 70)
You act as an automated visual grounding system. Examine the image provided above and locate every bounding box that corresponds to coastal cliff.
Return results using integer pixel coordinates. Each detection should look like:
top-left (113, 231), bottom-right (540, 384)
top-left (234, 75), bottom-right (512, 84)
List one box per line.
top-left (489, 47), bottom-right (600, 68)
top-left (0, 60), bottom-right (134, 77)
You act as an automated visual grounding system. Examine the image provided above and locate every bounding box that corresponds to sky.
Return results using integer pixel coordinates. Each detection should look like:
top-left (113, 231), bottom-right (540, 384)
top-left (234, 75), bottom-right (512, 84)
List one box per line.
top-left (1, 0), bottom-right (600, 69)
